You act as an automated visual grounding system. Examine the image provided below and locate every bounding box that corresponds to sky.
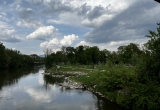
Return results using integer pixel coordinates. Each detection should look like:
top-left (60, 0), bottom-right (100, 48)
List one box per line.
top-left (0, 0), bottom-right (160, 55)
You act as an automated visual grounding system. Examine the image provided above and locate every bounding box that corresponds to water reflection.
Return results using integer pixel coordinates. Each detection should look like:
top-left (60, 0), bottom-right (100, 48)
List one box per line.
top-left (43, 75), bottom-right (124, 110)
top-left (0, 66), bottom-right (40, 90)
top-left (43, 74), bottom-right (64, 90)
top-left (0, 65), bottom-right (124, 110)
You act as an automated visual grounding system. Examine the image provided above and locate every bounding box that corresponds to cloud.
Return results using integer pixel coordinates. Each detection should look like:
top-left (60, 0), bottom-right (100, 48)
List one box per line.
top-left (11, 0), bottom-right (22, 6)
top-left (26, 0), bottom-right (44, 5)
top-left (60, 34), bottom-right (79, 46)
top-left (40, 34), bottom-right (79, 51)
top-left (47, 12), bottom-right (83, 26)
top-left (63, 0), bottom-right (131, 8)
top-left (87, 5), bottom-right (105, 21)
top-left (18, 8), bottom-right (34, 19)
top-left (83, 0), bottom-right (160, 43)
top-left (0, 12), bottom-right (10, 22)
top-left (77, 4), bottom-right (114, 21)
top-left (45, 0), bottom-right (130, 27)
top-left (0, 21), bottom-right (12, 29)
top-left (82, 14), bottom-right (114, 28)
top-left (0, 29), bottom-right (21, 43)
top-left (47, 19), bottom-right (62, 24)
top-left (26, 26), bottom-right (58, 40)
top-left (17, 8), bottom-right (43, 28)
top-left (40, 38), bottom-right (60, 48)
top-left (42, 1), bottom-right (73, 14)
top-left (16, 19), bottom-right (43, 28)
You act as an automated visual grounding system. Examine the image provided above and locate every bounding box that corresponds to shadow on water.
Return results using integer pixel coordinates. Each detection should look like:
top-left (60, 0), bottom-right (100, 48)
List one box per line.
top-left (0, 65), bottom-right (43, 90)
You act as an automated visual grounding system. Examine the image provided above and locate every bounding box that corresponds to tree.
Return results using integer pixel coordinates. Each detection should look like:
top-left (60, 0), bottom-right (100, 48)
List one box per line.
top-left (44, 48), bottom-right (52, 57)
top-left (0, 42), bottom-right (9, 68)
top-left (107, 51), bottom-right (119, 64)
top-left (66, 46), bottom-right (75, 64)
top-left (137, 23), bottom-right (160, 83)
top-left (90, 46), bottom-right (100, 64)
top-left (75, 45), bottom-right (86, 64)
top-left (118, 43), bottom-right (142, 65)
top-left (99, 50), bottom-right (107, 64)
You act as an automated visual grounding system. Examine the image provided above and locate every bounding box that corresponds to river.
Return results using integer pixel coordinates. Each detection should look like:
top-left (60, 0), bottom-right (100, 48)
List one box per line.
top-left (0, 65), bottom-right (124, 110)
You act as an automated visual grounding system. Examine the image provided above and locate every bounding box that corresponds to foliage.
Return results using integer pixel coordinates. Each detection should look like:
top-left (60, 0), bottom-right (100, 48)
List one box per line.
top-left (137, 23), bottom-right (160, 83)
top-left (0, 42), bottom-right (43, 69)
top-left (0, 42), bottom-right (9, 68)
top-left (44, 45), bottom-right (108, 68)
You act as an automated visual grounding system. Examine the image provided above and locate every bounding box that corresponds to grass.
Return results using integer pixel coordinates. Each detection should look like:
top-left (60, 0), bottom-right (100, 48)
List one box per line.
top-left (49, 64), bottom-right (160, 110)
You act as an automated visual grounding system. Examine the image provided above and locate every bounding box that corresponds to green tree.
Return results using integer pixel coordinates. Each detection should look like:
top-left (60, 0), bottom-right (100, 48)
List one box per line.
top-left (108, 51), bottom-right (119, 64)
top-left (75, 45), bottom-right (86, 64)
top-left (118, 43), bottom-right (142, 65)
top-left (138, 23), bottom-right (160, 82)
top-left (66, 46), bottom-right (75, 64)
top-left (0, 42), bottom-right (9, 68)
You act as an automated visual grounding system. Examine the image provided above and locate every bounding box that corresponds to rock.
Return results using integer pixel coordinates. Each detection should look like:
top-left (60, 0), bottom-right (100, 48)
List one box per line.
top-left (59, 78), bottom-right (86, 89)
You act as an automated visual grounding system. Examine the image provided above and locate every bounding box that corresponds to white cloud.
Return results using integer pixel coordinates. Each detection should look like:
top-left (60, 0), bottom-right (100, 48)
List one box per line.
top-left (3, 29), bottom-right (15, 35)
top-left (48, 38), bottom-right (60, 46)
top-left (41, 38), bottom-right (61, 49)
top-left (60, 34), bottom-right (79, 46)
top-left (0, 28), bottom-right (21, 42)
top-left (26, 26), bottom-right (58, 40)
top-left (40, 41), bottom-right (48, 48)
top-left (47, 19), bottom-right (62, 24)
top-left (40, 34), bottom-right (79, 51)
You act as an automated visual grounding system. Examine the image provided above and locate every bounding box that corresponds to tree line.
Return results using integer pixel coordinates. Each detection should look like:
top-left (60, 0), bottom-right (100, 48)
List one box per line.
top-left (0, 43), bottom-right (43, 69)
top-left (44, 42), bottom-right (144, 68)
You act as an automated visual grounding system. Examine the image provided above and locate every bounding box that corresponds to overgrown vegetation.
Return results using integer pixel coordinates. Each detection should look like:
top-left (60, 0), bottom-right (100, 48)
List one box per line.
top-left (0, 43), bottom-right (43, 69)
top-left (45, 24), bottom-right (160, 110)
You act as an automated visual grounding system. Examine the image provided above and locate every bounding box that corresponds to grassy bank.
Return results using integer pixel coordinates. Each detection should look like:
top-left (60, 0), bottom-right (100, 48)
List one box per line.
top-left (48, 63), bottom-right (160, 110)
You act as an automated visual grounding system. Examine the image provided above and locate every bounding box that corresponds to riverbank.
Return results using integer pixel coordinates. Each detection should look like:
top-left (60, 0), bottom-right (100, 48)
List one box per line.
top-left (44, 64), bottom-right (160, 110)
top-left (44, 64), bottom-right (135, 108)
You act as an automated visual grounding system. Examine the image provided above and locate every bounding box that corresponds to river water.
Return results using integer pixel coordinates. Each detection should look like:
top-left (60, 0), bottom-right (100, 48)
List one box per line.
top-left (0, 65), bottom-right (124, 110)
